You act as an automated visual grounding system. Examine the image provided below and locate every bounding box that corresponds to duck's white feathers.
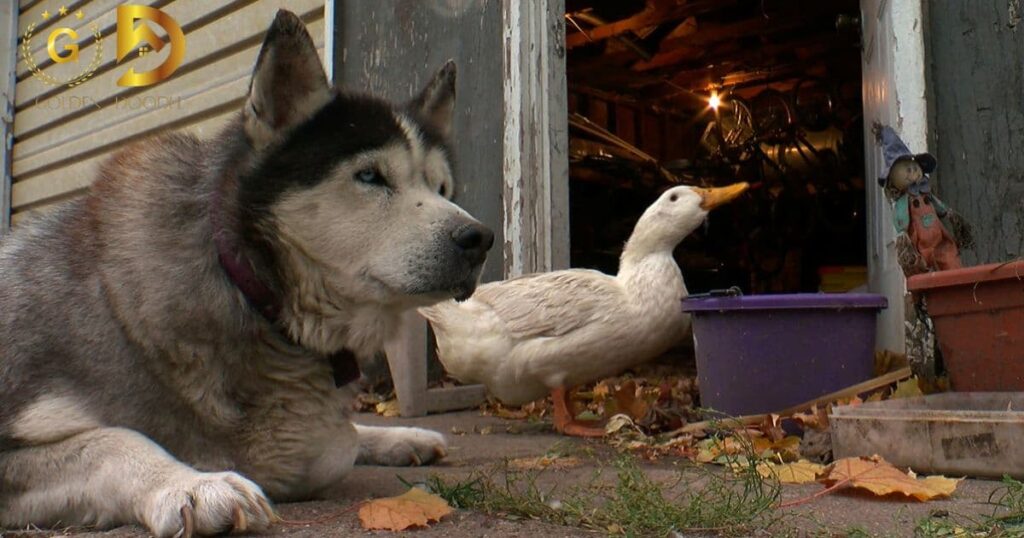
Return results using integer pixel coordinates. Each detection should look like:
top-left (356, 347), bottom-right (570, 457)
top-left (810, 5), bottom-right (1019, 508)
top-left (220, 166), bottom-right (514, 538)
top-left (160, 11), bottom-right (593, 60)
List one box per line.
top-left (470, 269), bottom-right (621, 338)
top-left (419, 256), bottom-right (690, 405)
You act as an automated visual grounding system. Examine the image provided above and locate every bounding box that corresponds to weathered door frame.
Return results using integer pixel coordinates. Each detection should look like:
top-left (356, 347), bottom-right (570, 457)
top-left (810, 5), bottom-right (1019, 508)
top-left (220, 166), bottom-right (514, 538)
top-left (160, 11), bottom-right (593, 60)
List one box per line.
top-left (324, 0), bottom-right (335, 83)
top-left (0, 2), bottom-right (17, 236)
top-left (522, 0), bottom-right (918, 350)
top-left (501, 1), bottom-right (570, 276)
top-left (859, 0), bottom-right (930, 353)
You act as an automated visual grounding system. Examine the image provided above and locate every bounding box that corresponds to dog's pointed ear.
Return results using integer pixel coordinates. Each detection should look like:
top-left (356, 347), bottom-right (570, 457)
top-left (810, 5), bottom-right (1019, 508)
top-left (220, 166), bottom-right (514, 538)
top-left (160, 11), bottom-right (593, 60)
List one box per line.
top-left (409, 61), bottom-right (456, 139)
top-left (244, 10), bottom-right (331, 149)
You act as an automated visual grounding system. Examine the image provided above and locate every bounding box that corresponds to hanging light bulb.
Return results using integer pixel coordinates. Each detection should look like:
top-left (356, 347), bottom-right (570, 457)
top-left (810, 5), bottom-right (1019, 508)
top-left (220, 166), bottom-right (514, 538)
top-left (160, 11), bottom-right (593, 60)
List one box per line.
top-left (708, 90), bottom-right (721, 111)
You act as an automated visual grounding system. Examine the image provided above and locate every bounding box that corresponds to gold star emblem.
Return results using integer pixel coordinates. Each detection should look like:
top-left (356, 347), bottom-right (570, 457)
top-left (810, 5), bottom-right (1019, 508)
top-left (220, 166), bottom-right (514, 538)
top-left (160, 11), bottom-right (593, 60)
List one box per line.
top-left (75, 10), bottom-right (84, 20)
top-left (41, 10), bottom-right (50, 19)
top-left (58, 5), bottom-right (68, 16)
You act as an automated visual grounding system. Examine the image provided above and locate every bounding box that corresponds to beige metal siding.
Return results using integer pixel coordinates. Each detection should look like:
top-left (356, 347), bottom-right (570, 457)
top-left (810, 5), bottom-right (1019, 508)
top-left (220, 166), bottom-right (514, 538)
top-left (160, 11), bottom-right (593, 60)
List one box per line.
top-left (11, 0), bottom-right (325, 225)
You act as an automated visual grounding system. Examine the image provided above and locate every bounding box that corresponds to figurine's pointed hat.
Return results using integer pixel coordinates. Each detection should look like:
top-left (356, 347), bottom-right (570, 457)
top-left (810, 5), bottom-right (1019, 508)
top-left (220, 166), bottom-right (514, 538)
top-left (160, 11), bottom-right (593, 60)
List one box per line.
top-left (878, 125), bottom-right (937, 186)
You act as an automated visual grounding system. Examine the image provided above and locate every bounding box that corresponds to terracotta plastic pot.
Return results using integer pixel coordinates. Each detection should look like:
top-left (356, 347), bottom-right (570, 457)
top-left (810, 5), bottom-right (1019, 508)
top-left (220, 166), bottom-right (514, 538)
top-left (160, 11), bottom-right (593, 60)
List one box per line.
top-left (907, 261), bottom-right (1024, 391)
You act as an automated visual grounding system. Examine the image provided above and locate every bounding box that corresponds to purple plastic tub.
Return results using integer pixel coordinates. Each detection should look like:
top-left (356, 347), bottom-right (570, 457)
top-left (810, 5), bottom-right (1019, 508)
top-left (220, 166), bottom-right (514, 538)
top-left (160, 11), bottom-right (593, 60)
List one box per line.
top-left (681, 293), bottom-right (888, 416)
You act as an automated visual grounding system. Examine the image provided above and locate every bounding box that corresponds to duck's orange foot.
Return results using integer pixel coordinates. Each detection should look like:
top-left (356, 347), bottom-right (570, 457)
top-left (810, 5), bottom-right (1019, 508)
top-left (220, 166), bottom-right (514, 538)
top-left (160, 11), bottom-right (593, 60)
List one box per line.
top-left (551, 386), bottom-right (607, 438)
top-left (555, 418), bottom-right (607, 437)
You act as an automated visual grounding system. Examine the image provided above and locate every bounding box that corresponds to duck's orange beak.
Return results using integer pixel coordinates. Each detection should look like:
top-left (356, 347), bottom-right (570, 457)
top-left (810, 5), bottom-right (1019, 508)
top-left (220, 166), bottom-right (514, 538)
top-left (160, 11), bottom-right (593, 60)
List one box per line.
top-left (696, 182), bottom-right (749, 210)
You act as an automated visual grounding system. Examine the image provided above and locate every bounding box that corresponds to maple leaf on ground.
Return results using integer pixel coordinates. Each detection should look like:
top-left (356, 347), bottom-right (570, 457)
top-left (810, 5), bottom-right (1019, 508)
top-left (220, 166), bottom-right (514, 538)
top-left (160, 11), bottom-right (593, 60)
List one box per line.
top-left (358, 487), bottom-right (453, 531)
top-left (758, 460), bottom-right (825, 484)
top-left (820, 455), bottom-right (961, 501)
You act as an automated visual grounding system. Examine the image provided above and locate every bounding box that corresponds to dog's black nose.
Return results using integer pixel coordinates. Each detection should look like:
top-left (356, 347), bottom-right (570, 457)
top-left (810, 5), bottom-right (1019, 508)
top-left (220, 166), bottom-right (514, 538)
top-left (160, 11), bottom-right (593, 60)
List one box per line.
top-left (452, 223), bottom-right (494, 261)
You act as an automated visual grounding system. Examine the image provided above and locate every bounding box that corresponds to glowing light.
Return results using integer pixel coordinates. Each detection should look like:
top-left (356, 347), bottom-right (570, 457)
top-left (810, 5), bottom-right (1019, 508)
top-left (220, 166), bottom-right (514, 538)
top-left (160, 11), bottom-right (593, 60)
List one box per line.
top-left (708, 91), bottom-right (721, 111)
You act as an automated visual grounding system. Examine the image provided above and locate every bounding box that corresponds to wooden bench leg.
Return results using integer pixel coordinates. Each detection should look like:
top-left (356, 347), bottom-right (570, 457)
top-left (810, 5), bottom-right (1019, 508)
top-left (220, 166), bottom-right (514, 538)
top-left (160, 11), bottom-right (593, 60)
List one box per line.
top-left (385, 309), bottom-right (429, 417)
top-left (385, 310), bottom-right (489, 417)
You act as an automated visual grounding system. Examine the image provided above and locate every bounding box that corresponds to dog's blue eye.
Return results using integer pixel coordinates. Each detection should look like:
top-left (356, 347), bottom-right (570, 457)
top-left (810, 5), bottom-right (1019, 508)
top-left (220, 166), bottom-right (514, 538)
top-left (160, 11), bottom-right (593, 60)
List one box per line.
top-left (355, 168), bottom-right (385, 186)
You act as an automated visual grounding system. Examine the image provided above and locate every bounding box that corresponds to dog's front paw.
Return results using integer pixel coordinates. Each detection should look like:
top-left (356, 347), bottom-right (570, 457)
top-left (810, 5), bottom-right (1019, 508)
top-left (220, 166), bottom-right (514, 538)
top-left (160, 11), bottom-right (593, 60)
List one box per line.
top-left (356, 426), bottom-right (448, 466)
top-left (142, 471), bottom-right (276, 537)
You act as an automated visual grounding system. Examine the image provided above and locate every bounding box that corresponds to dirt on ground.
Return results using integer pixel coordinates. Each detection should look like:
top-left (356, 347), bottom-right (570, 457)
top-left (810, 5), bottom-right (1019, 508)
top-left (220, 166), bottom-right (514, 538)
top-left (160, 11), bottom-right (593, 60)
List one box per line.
top-left (1, 411), bottom-right (1010, 537)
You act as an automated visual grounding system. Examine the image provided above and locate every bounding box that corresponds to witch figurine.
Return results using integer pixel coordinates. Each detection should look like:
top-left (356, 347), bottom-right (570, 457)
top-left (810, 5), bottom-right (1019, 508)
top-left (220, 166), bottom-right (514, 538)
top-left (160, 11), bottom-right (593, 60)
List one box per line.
top-left (873, 123), bottom-right (973, 276)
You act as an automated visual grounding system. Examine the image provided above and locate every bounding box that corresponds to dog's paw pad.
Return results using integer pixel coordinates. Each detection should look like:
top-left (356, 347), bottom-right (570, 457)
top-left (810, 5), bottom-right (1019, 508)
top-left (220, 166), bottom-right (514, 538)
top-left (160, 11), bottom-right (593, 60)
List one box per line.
top-left (145, 471), bottom-right (276, 537)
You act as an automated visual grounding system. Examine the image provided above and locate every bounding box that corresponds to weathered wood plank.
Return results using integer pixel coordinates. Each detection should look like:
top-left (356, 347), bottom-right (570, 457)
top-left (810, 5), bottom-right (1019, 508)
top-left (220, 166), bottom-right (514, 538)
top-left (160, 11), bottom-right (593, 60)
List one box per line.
top-left (0, 1), bottom-right (16, 235)
top-left (501, 0), bottom-right (571, 277)
top-left (926, 0), bottom-right (1024, 264)
top-left (587, 98), bottom-right (608, 129)
top-left (565, 0), bottom-right (726, 49)
top-left (616, 105), bottom-right (636, 145)
top-left (640, 111), bottom-right (663, 160)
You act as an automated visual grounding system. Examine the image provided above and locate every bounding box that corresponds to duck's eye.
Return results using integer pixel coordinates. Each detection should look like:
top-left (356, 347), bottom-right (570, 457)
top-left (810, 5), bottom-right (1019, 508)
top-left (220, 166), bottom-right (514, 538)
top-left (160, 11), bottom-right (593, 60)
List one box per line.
top-left (355, 168), bottom-right (385, 186)
top-left (670, 194), bottom-right (678, 202)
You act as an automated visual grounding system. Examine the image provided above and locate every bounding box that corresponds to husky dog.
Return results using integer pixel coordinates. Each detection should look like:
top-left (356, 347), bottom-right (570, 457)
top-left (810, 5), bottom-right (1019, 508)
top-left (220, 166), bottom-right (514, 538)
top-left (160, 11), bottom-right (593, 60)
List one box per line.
top-left (0, 10), bottom-right (493, 537)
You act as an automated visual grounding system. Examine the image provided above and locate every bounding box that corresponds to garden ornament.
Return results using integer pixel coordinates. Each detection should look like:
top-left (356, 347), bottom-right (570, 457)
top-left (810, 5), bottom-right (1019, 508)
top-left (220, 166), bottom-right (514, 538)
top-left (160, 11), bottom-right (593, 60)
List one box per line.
top-left (873, 123), bottom-right (973, 276)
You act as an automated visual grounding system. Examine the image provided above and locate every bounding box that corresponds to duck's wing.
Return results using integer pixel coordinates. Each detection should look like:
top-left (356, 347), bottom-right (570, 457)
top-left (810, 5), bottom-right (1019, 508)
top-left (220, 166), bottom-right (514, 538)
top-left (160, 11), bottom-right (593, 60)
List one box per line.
top-left (471, 269), bottom-right (622, 338)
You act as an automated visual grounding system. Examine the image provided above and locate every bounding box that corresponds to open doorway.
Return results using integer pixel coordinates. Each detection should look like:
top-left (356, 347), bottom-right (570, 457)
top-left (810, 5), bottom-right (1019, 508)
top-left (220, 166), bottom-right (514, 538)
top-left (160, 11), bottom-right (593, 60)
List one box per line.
top-left (565, 0), bottom-right (866, 296)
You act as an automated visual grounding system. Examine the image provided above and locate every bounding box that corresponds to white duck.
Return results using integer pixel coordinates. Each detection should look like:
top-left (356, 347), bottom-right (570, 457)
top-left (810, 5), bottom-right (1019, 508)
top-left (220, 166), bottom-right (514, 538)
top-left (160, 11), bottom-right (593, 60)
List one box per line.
top-left (419, 183), bottom-right (749, 436)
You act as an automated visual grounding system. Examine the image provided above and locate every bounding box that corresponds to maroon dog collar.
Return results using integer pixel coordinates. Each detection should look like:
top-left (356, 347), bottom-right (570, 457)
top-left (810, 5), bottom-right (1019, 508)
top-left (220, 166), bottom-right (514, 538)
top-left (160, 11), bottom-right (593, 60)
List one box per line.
top-left (210, 187), bottom-right (360, 387)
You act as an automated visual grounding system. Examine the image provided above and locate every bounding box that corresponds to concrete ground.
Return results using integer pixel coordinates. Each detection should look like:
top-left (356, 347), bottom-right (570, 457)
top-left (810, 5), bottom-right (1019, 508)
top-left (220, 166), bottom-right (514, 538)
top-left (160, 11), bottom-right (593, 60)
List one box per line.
top-left (2, 411), bottom-right (1011, 538)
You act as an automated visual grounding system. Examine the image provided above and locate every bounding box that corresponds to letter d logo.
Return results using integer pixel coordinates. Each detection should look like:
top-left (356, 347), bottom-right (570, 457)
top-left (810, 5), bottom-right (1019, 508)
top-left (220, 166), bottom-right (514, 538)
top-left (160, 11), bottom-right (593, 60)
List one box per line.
top-left (115, 5), bottom-right (185, 87)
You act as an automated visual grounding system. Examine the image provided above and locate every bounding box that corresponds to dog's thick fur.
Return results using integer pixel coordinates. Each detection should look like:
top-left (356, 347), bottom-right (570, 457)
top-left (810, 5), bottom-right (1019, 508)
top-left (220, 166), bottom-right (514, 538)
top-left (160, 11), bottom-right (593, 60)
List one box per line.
top-left (0, 11), bottom-right (492, 537)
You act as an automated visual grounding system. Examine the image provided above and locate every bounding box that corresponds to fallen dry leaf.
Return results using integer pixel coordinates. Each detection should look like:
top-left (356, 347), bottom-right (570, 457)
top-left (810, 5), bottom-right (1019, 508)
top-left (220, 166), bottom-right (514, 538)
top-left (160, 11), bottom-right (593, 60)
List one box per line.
top-left (890, 377), bottom-right (924, 400)
top-left (375, 399), bottom-right (400, 417)
top-left (821, 456), bottom-right (961, 501)
top-left (359, 487), bottom-right (453, 531)
top-left (613, 380), bottom-right (650, 421)
top-left (752, 435), bottom-right (801, 461)
top-left (792, 405), bottom-right (830, 431)
top-left (692, 434), bottom-right (799, 464)
top-left (758, 414), bottom-right (786, 443)
top-left (758, 460), bottom-right (825, 484)
top-left (605, 413), bottom-right (637, 435)
top-left (839, 395), bottom-right (864, 407)
top-left (509, 456), bottom-right (583, 470)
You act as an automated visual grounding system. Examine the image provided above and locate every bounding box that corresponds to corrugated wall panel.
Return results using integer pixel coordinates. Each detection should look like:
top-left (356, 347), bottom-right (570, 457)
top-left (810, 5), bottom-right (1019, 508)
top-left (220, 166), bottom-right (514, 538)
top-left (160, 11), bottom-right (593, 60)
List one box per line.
top-left (11, 0), bottom-right (325, 225)
top-left (10, 108), bottom-right (240, 225)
